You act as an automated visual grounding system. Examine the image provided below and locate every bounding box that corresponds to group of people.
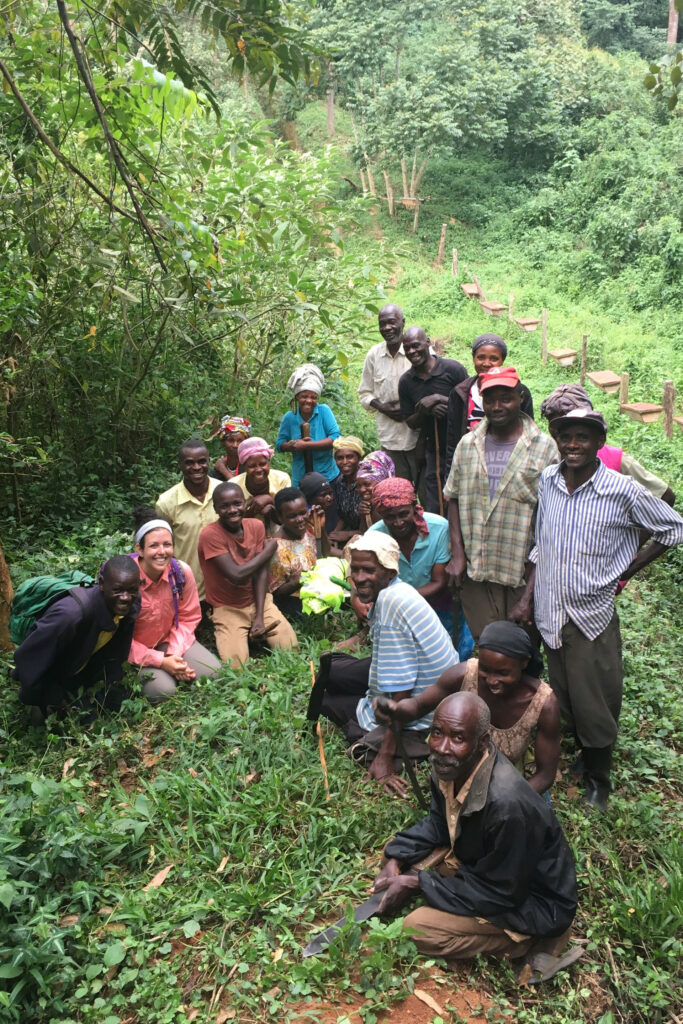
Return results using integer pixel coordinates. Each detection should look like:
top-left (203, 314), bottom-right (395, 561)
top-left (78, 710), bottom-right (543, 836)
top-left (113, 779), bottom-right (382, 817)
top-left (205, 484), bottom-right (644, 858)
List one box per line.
top-left (11, 302), bottom-right (683, 981)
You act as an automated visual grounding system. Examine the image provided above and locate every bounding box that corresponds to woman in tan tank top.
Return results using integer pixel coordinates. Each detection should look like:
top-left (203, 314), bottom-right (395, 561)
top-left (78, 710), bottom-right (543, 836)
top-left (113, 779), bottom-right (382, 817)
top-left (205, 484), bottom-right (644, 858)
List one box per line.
top-left (375, 621), bottom-right (560, 795)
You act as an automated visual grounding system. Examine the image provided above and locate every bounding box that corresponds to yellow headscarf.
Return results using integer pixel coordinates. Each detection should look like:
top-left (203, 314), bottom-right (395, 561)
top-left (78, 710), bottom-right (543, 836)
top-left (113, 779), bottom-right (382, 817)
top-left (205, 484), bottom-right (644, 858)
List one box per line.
top-left (332, 435), bottom-right (364, 456)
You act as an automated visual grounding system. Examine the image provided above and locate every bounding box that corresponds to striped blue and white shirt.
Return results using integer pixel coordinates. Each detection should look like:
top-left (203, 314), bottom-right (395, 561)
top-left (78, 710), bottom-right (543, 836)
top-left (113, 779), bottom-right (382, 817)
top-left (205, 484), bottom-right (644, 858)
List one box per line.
top-left (356, 578), bottom-right (459, 732)
top-left (530, 460), bottom-right (683, 648)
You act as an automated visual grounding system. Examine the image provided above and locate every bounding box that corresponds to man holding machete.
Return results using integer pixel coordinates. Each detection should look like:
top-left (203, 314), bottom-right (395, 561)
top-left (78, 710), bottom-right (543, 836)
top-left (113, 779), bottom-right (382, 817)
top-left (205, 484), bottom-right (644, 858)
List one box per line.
top-left (371, 692), bottom-right (579, 978)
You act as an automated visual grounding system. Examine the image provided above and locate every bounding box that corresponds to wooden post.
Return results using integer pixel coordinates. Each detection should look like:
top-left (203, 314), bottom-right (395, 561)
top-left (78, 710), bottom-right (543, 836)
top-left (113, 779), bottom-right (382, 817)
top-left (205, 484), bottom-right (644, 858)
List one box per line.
top-left (663, 379), bottom-right (675, 439)
top-left (508, 292), bottom-right (514, 322)
top-left (382, 170), bottom-right (394, 215)
top-left (437, 223), bottom-right (447, 265)
top-left (400, 156), bottom-right (409, 197)
top-left (619, 372), bottom-right (630, 406)
top-left (364, 157), bottom-right (376, 197)
top-left (326, 87), bottom-right (335, 137)
top-left (359, 168), bottom-right (367, 195)
top-left (472, 275), bottom-right (486, 300)
top-left (451, 248), bottom-right (458, 276)
top-left (541, 308), bottom-right (548, 364)
top-left (412, 200), bottom-right (420, 233)
top-left (580, 334), bottom-right (588, 386)
top-left (409, 148), bottom-right (418, 195)
top-left (0, 539), bottom-right (13, 652)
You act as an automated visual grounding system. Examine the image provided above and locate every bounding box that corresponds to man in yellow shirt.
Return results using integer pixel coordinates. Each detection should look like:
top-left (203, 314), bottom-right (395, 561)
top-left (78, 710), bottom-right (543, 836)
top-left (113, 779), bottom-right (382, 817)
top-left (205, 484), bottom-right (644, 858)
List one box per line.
top-left (156, 439), bottom-right (219, 602)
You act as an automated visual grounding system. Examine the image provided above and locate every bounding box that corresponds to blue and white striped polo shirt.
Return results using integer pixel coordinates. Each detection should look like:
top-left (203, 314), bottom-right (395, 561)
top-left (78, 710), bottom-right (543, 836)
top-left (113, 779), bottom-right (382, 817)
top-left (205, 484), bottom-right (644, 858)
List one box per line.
top-left (530, 460), bottom-right (683, 649)
top-left (356, 578), bottom-right (459, 732)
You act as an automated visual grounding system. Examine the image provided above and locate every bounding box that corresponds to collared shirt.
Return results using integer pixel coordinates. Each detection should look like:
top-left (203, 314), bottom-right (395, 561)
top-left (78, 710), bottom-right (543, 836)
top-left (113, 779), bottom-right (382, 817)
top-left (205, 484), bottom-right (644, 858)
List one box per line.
top-left (438, 748), bottom-right (491, 868)
top-left (358, 342), bottom-right (419, 450)
top-left (129, 559), bottom-right (201, 668)
top-left (398, 356), bottom-right (468, 451)
top-left (275, 404), bottom-right (341, 487)
top-left (356, 578), bottom-right (458, 732)
top-left (156, 478), bottom-right (220, 601)
top-left (530, 459), bottom-right (683, 648)
top-left (232, 468), bottom-right (291, 499)
top-left (443, 414), bottom-right (558, 587)
top-left (367, 512), bottom-right (450, 588)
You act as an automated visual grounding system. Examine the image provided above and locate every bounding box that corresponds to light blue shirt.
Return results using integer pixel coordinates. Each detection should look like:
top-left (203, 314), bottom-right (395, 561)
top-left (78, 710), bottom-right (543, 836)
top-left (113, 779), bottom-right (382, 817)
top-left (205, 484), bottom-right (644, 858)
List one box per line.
top-left (356, 578), bottom-right (459, 732)
top-left (275, 404), bottom-right (341, 487)
top-left (530, 460), bottom-right (683, 648)
top-left (368, 512), bottom-right (451, 589)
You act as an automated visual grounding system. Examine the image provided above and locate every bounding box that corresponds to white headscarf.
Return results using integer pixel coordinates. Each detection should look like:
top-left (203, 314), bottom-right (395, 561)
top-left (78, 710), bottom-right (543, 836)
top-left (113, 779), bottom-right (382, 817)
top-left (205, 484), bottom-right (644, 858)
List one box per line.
top-left (348, 532), bottom-right (400, 572)
top-left (287, 363), bottom-right (325, 397)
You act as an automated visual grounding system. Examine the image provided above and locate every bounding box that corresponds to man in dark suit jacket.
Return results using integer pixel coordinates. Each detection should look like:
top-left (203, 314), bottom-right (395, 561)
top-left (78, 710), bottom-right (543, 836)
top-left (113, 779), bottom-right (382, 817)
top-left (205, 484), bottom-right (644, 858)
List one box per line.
top-left (14, 555), bottom-right (140, 715)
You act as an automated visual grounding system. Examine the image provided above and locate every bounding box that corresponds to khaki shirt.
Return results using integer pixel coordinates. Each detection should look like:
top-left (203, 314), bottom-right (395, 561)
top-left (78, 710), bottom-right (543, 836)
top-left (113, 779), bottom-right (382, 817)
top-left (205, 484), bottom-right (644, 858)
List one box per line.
top-left (156, 478), bottom-right (220, 601)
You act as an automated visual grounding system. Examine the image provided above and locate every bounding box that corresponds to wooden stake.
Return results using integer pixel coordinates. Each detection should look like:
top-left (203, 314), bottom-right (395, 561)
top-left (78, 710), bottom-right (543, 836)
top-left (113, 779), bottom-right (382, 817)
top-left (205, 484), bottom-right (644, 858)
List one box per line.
top-left (309, 661), bottom-right (330, 802)
top-left (619, 372), bottom-right (630, 405)
top-left (451, 248), bottom-right (458, 276)
top-left (437, 223), bottom-right (447, 265)
top-left (400, 156), bottom-right (408, 197)
top-left (663, 379), bottom-right (675, 439)
top-left (409, 148), bottom-right (418, 195)
top-left (412, 201), bottom-right (420, 233)
top-left (364, 157), bottom-right (376, 197)
top-left (359, 168), bottom-right (367, 195)
top-left (472, 275), bottom-right (486, 300)
top-left (508, 292), bottom-right (514, 321)
top-left (541, 308), bottom-right (548, 364)
top-left (580, 334), bottom-right (588, 386)
top-left (382, 170), bottom-right (394, 215)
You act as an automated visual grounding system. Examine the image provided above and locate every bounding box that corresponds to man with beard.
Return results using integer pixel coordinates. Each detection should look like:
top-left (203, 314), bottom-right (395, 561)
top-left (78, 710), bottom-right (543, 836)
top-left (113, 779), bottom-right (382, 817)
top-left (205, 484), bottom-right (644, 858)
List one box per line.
top-left (372, 692), bottom-right (578, 970)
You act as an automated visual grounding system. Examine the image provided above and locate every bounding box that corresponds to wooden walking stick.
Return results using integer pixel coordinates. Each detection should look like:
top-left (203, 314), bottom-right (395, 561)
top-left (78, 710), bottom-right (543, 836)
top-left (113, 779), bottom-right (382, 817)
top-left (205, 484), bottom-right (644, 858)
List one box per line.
top-left (300, 421), bottom-right (314, 474)
top-left (434, 420), bottom-right (444, 517)
top-left (312, 507), bottom-right (324, 557)
top-left (309, 660), bottom-right (331, 802)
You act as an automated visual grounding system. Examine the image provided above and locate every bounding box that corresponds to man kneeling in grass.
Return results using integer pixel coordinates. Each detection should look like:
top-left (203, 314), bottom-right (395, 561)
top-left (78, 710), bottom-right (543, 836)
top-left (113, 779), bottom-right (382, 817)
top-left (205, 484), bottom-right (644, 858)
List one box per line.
top-left (198, 482), bottom-right (297, 669)
top-left (373, 692), bottom-right (579, 980)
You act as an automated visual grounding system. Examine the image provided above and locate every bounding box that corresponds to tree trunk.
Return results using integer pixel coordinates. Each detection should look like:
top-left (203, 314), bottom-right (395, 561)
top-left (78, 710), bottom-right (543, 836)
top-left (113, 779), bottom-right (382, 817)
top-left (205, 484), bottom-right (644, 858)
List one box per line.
top-left (668, 0), bottom-right (679, 44)
top-left (413, 153), bottom-right (430, 194)
top-left (0, 539), bottom-right (14, 651)
top-left (395, 45), bottom-right (402, 80)
top-left (400, 156), bottom-right (409, 196)
top-left (326, 87), bottom-right (335, 137)
top-left (409, 148), bottom-right (418, 195)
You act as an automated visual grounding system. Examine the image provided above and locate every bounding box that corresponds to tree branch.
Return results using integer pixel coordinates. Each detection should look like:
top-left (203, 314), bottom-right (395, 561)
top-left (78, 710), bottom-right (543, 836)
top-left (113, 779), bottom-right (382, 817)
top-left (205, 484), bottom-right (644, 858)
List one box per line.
top-left (0, 57), bottom-right (137, 223)
top-left (56, 0), bottom-right (168, 271)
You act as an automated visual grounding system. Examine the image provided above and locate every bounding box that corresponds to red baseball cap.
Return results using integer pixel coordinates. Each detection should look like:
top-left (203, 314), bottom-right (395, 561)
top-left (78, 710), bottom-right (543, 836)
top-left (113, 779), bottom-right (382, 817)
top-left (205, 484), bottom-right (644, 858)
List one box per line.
top-left (479, 366), bottom-right (521, 392)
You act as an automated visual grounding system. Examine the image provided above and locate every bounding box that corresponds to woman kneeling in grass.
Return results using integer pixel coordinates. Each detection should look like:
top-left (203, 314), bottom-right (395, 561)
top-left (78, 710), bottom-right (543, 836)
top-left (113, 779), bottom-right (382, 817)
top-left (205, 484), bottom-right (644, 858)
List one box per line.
top-left (129, 507), bottom-right (220, 703)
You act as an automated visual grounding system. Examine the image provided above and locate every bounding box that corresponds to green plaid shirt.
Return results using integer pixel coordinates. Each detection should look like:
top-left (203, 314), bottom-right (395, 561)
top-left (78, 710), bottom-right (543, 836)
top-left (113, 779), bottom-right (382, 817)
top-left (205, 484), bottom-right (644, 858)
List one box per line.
top-left (444, 414), bottom-right (558, 587)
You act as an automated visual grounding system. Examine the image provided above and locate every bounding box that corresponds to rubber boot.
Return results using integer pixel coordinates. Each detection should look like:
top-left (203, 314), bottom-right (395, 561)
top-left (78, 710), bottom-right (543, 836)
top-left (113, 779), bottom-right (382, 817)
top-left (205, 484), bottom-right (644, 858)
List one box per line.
top-left (582, 746), bottom-right (612, 812)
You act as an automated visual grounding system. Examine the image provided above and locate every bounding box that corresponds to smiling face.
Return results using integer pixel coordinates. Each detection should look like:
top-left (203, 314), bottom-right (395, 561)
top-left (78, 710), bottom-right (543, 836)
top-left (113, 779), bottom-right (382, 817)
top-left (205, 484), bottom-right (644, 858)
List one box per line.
top-left (378, 306), bottom-right (405, 347)
top-left (481, 385), bottom-right (522, 430)
top-left (429, 699), bottom-right (489, 783)
top-left (279, 496), bottom-right (309, 540)
top-left (334, 447), bottom-right (360, 479)
top-left (356, 477), bottom-right (376, 504)
top-left (402, 328), bottom-right (430, 370)
top-left (297, 390), bottom-right (319, 420)
top-left (556, 424), bottom-right (604, 470)
top-left (313, 484), bottom-right (334, 511)
top-left (473, 344), bottom-right (504, 376)
top-left (214, 485), bottom-right (246, 533)
top-left (99, 566), bottom-right (140, 618)
top-left (179, 445), bottom-right (209, 489)
top-left (380, 503), bottom-right (415, 542)
top-left (244, 453), bottom-right (271, 491)
top-left (136, 527), bottom-right (174, 581)
top-left (349, 550), bottom-right (395, 604)
top-left (477, 648), bottom-right (526, 698)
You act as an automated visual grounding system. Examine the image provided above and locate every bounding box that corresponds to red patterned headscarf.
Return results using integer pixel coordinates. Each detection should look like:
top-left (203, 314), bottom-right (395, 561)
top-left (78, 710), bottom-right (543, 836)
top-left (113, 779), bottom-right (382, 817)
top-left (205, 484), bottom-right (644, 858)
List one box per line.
top-left (372, 478), bottom-right (429, 536)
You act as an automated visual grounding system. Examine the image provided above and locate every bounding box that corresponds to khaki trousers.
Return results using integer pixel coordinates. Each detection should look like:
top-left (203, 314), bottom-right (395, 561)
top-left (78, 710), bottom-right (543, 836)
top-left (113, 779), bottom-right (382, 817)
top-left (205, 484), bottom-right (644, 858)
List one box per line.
top-left (211, 595), bottom-right (297, 668)
top-left (139, 641), bottom-right (221, 705)
top-left (460, 576), bottom-right (527, 641)
top-left (403, 906), bottom-right (534, 961)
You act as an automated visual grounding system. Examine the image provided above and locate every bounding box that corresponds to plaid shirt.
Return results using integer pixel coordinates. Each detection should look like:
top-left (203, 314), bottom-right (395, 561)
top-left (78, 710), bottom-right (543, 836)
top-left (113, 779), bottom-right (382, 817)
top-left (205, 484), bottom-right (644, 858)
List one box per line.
top-left (443, 414), bottom-right (558, 587)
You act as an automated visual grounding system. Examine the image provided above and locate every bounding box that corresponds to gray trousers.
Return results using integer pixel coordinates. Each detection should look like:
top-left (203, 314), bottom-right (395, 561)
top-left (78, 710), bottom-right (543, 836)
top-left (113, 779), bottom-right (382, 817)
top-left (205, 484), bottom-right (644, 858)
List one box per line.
top-left (381, 447), bottom-right (421, 490)
top-left (545, 613), bottom-right (622, 748)
top-left (140, 640), bottom-right (220, 704)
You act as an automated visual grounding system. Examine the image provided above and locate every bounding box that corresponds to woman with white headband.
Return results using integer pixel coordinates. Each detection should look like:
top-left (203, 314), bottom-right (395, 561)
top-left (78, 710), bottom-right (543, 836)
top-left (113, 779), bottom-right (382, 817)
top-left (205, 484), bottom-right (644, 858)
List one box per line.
top-left (128, 507), bottom-right (220, 703)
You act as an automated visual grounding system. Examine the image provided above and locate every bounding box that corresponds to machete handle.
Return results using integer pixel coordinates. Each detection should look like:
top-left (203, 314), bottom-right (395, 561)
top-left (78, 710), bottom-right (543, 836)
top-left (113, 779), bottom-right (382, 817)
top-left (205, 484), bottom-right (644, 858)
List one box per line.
top-left (410, 846), bottom-right (449, 873)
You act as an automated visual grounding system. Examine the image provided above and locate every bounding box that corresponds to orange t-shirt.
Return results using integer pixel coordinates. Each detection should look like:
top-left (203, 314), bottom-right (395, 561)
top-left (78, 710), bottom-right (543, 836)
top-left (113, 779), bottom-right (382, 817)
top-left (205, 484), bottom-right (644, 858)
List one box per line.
top-left (198, 519), bottom-right (266, 609)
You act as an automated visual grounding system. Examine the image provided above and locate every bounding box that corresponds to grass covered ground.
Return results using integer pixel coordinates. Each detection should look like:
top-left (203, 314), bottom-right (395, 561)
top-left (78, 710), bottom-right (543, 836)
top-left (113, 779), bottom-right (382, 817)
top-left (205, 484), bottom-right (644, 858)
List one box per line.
top-left (2, 128), bottom-right (683, 1023)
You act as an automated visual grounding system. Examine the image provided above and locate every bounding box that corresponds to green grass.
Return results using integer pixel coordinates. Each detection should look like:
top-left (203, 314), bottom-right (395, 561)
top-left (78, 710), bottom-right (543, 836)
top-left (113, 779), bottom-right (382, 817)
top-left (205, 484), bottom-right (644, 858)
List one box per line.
top-left (2, 129), bottom-right (683, 1024)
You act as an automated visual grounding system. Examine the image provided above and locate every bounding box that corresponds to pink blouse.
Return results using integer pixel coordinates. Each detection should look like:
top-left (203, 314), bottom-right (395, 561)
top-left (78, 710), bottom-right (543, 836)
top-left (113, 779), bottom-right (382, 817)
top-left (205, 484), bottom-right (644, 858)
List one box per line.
top-left (129, 558), bottom-right (201, 667)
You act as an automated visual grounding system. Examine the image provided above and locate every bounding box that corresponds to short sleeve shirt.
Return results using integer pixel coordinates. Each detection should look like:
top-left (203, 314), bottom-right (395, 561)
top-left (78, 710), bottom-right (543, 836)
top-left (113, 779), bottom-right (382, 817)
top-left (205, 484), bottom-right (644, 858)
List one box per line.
top-left (398, 357), bottom-right (468, 450)
top-left (198, 519), bottom-right (266, 609)
top-left (367, 512), bottom-right (451, 589)
top-left (156, 478), bottom-right (220, 601)
top-left (275, 404), bottom-right (341, 487)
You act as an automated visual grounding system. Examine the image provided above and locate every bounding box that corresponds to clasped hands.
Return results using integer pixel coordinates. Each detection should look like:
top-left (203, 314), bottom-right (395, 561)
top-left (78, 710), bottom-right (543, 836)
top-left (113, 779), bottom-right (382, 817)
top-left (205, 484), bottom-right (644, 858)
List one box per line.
top-left (372, 858), bottom-right (420, 914)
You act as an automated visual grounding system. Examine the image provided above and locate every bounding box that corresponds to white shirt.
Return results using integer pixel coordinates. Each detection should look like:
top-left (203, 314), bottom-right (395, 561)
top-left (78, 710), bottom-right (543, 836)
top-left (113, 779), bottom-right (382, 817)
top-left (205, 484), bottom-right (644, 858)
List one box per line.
top-left (358, 342), bottom-right (420, 451)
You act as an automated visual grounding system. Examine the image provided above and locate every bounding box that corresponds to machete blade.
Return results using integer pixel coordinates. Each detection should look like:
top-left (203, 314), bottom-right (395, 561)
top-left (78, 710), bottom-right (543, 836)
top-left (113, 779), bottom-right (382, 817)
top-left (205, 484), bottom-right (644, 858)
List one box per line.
top-left (302, 890), bottom-right (383, 958)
